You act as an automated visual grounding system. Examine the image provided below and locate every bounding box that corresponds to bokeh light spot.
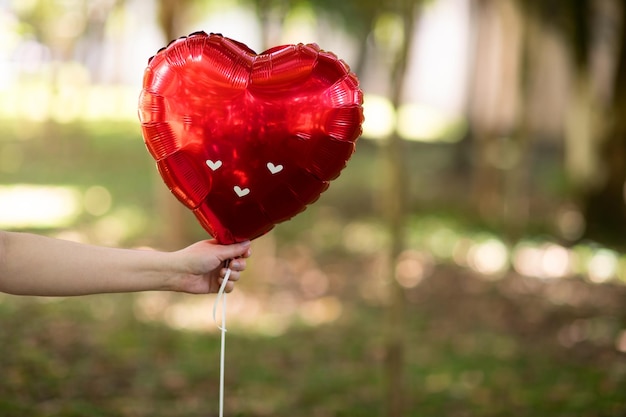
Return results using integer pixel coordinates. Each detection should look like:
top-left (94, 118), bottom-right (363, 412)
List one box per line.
top-left (83, 185), bottom-right (112, 216)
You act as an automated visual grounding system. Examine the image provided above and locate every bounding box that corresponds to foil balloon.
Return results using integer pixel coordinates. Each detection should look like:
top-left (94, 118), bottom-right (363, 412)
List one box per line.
top-left (138, 31), bottom-right (364, 243)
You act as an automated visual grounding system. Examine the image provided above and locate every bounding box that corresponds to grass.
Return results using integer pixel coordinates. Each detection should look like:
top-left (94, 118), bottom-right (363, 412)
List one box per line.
top-left (1, 267), bottom-right (625, 416)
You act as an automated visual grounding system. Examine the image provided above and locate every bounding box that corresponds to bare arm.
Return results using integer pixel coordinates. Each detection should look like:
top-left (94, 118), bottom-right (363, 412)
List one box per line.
top-left (0, 231), bottom-right (251, 297)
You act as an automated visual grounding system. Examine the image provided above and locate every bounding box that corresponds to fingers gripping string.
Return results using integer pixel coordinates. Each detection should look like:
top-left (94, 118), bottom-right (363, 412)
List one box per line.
top-left (213, 261), bottom-right (232, 417)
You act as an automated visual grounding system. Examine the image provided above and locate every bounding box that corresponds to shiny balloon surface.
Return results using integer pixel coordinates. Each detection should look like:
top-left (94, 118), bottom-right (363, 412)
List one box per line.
top-left (138, 32), bottom-right (363, 243)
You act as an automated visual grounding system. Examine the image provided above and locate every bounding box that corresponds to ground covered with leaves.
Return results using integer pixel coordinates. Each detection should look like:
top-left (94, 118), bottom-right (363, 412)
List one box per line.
top-left (1, 263), bottom-right (625, 417)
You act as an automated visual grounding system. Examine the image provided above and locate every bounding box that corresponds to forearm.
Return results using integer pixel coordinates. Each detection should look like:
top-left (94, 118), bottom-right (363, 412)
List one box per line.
top-left (0, 231), bottom-right (174, 296)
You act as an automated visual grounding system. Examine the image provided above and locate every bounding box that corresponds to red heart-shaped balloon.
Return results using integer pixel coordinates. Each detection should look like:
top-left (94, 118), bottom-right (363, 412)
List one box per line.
top-left (138, 32), bottom-right (363, 243)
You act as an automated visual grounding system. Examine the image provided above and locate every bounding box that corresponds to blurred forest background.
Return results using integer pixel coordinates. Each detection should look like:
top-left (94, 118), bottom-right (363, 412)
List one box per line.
top-left (1, 0), bottom-right (626, 416)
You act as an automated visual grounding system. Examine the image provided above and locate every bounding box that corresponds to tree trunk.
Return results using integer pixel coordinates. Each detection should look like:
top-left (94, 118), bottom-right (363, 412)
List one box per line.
top-left (155, 0), bottom-right (193, 249)
top-left (254, 0), bottom-right (290, 50)
top-left (468, 0), bottom-right (523, 226)
top-left (583, 3), bottom-right (626, 246)
top-left (504, 0), bottom-right (538, 242)
top-left (383, 2), bottom-right (418, 416)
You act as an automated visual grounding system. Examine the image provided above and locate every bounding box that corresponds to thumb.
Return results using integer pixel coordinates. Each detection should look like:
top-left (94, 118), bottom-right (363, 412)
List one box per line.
top-left (217, 240), bottom-right (251, 261)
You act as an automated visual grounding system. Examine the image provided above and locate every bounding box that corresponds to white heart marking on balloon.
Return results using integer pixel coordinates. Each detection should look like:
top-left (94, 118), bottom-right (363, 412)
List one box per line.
top-left (234, 186), bottom-right (250, 197)
top-left (206, 160), bottom-right (223, 171)
top-left (267, 162), bottom-right (284, 174)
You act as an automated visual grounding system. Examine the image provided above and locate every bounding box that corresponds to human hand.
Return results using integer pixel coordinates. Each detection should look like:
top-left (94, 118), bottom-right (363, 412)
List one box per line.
top-left (168, 240), bottom-right (251, 294)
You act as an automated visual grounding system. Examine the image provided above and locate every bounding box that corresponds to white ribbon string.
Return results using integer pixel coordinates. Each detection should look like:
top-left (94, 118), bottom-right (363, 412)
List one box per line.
top-left (213, 266), bottom-right (231, 331)
top-left (213, 264), bottom-right (232, 417)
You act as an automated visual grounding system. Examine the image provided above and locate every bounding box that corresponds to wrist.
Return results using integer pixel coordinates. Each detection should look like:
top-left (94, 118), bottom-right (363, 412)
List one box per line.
top-left (153, 251), bottom-right (184, 292)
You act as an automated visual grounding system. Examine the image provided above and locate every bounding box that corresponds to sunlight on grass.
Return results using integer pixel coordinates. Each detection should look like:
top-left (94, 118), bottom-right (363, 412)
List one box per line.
top-left (0, 184), bottom-right (81, 228)
top-left (0, 181), bottom-right (147, 247)
top-left (397, 103), bottom-right (466, 143)
top-left (342, 221), bottom-right (388, 255)
top-left (362, 94), bottom-right (467, 142)
top-left (90, 206), bottom-right (148, 246)
top-left (83, 185), bottom-right (112, 216)
top-left (299, 296), bottom-right (342, 325)
top-left (0, 82), bottom-right (138, 122)
top-left (466, 237), bottom-right (509, 277)
top-left (133, 289), bottom-right (344, 336)
top-left (587, 249), bottom-right (619, 284)
top-left (406, 214), bottom-right (626, 286)
top-left (362, 94), bottom-right (395, 139)
top-left (394, 249), bottom-right (433, 289)
top-left (513, 242), bottom-right (572, 280)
